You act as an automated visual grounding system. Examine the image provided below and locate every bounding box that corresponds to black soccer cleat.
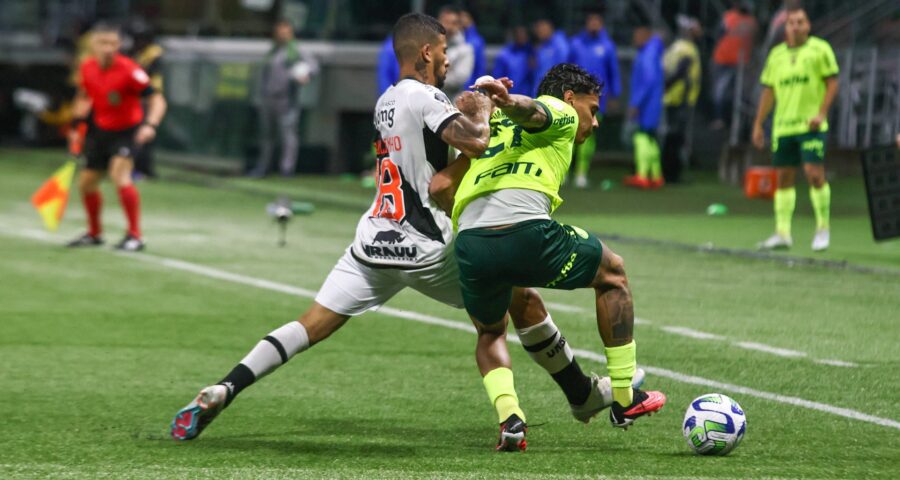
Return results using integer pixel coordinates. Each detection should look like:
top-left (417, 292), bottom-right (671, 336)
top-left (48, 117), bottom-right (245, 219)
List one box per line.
top-left (114, 234), bottom-right (144, 252)
top-left (496, 414), bottom-right (527, 452)
top-left (66, 232), bottom-right (103, 248)
top-left (609, 388), bottom-right (667, 430)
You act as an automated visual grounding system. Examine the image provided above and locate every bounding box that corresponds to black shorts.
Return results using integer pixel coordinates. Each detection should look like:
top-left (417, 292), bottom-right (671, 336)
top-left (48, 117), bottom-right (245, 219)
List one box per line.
top-left (83, 125), bottom-right (141, 171)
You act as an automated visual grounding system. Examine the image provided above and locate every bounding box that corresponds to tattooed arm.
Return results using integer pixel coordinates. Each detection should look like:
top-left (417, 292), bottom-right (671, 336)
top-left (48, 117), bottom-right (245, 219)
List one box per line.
top-left (439, 91), bottom-right (492, 159)
top-left (475, 76), bottom-right (549, 130)
top-left (428, 153), bottom-right (470, 215)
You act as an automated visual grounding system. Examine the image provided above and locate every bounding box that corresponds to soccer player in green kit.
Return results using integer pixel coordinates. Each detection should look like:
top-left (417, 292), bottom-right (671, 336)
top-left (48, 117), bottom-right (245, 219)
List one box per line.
top-left (449, 64), bottom-right (666, 431)
top-left (753, 7), bottom-right (839, 251)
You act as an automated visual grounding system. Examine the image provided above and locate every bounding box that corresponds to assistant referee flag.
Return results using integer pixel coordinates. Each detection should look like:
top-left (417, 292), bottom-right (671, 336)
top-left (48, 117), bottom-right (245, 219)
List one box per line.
top-left (31, 160), bottom-right (76, 231)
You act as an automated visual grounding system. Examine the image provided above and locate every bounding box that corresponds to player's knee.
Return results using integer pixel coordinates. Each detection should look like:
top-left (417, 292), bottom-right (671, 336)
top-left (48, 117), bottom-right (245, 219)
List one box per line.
top-left (508, 288), bottom-right (547, 327)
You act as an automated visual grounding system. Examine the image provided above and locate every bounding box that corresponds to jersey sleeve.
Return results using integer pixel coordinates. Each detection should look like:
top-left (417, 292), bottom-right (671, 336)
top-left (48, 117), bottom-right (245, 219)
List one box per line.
top-left (816, 41), bottom-right (840, 79)
top-left (128, 65), bottom-right (152, 94)
top-left (413, 86), bottom-right (461, 136)
top-left (526, 95), bottom-right (577, 141)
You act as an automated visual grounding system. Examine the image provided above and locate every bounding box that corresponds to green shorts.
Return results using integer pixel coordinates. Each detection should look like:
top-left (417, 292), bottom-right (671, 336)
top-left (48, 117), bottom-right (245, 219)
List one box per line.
top-left (455, 219), bottom-right (603, 325)
top-left (772, 131), bottom-right (826, 167)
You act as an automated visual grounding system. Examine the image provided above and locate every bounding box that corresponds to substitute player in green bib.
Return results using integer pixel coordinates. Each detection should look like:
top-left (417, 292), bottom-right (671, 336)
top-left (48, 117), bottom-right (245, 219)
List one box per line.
top-left (451, 64), bottom-right (666, 428)
top-left (752, 7), bottom-right (839, 251)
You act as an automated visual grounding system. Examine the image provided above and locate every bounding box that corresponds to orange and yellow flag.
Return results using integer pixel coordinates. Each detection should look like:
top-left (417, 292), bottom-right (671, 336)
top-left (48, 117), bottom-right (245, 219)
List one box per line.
top-left (31, 160), bottom-right (76, 231)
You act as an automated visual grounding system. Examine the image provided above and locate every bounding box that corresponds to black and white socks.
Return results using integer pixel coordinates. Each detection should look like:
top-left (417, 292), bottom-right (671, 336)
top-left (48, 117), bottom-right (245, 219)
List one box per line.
top-left (219, 321), bottom-right (310, 405)
top-left (516, 315), bottom-right (592, 406)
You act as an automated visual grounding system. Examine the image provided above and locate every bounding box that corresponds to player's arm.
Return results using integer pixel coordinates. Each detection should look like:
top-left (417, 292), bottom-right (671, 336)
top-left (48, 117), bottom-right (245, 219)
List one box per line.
top-left (809, 76), bottom-right (838, 132)
top-left (68, 87), bottom-right (92, 154)
top-left (439, 91), bottom-right (492, 160)
top-left (475, 77), bottom-right (548, 130)
top-left (428, 153), bottom-right (470, 215)
top-left (751, 86), bottom-right (774, 150)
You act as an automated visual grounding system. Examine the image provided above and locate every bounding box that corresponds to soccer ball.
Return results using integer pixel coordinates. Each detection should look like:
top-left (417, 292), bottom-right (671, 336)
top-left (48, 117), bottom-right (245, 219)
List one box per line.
top-left (683, 393), bottom-right (747, 456)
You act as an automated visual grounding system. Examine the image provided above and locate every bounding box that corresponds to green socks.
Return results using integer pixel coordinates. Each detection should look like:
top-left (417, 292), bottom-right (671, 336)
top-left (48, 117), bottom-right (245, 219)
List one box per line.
top-left (774, 187), bottom-right (796, 237)
top-left (605, 341), bottom-right (637, 406)
top-left (633, 132), bottom-right (661, 180)
top-left (809, 183), bottom-right (831, 230)
top-left (575, 133), bottom-right (596, 178)
top-left (483, 367), bottom-right (525, 423)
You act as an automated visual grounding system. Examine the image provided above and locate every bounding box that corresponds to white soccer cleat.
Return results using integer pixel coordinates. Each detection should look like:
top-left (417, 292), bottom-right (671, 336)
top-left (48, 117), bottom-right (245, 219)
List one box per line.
top-left (574, 174), bottom-right (589, 189)
top-left (757, 233), bottom-right (792, 250)
top-left (570, 368), bottom-right (645, 423)
top-left (171, 384), bottom-right (228, 441)
top-left (811, 229), bottom-right (830, 252)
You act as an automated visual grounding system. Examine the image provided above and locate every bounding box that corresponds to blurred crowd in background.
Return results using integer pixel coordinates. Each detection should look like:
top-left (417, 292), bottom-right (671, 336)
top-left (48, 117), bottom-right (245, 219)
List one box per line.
top-left (1, 0), bottom-right (898, 184)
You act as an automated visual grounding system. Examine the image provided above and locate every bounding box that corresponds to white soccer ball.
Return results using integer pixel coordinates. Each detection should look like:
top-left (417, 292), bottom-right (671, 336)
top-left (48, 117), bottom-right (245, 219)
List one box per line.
top-left (473, 75), bottom-right (495, 87)
top-left (683, 393), bottom-right (747, 456)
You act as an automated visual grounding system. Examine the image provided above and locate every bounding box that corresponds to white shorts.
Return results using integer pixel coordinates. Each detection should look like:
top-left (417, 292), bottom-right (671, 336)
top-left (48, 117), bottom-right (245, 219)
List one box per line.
top-left (314, 247), bottom-right (464, 316)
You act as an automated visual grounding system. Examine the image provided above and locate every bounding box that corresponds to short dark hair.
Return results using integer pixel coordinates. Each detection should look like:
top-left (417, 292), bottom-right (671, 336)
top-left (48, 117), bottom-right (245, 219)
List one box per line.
top-left (91, 21), bottom-right (121, 35)
top-left (537, 63), bottom-right (603, 100)
top-left (392, 13), bottom-right (446, 63)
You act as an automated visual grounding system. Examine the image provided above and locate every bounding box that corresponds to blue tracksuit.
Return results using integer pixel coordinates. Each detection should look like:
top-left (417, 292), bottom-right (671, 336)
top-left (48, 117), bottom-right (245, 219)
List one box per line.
top-left (492, 42), bottom-right (534, 96)
top-left (377, 36), bottom-right (399, 95)
top-left (629, 35), bottom-right (664, 131)
top-left (464, 25), bottom-right (487, 86)
top-left (569, 29), bottom-right (621, 113)
top-left (533, 33), bottom-right (569, 96)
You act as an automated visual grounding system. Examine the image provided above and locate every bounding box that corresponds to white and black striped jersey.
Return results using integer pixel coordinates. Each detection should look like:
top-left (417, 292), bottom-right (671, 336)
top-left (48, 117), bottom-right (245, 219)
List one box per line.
top-left (350, 78), bottom-right (461, 268)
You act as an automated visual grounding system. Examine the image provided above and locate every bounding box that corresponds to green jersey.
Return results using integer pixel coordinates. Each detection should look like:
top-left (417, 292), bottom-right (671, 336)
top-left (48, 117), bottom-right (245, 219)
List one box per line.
top-left (760, 36), bottom-right (839, 139)
top-left (452, 95), bottom-right (578, 229)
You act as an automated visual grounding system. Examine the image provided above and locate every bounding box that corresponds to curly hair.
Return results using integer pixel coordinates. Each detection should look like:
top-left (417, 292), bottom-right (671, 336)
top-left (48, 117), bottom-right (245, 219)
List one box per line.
top-left (536, 63), bottom-right (604, 100)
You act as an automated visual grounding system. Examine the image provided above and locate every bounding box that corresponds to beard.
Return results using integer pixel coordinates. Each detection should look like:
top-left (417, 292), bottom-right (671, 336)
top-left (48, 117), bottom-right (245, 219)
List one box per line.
top-left (433, 63), bottom-right (446, 89)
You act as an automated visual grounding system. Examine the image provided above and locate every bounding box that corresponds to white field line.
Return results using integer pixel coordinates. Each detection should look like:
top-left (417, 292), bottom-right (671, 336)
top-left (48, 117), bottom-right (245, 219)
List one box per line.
top-left (546, 301), bottom-right (857, 367)
top-left (0, 226), bottom-right (894, 430)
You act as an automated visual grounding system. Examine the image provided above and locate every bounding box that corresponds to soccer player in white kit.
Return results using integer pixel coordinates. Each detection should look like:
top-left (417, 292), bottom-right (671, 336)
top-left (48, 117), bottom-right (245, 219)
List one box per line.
top-left (171, 13), bottom-right (635, 451)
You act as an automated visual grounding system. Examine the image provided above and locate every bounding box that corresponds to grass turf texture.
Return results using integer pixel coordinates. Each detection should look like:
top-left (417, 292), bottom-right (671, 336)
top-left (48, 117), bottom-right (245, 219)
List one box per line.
top-left (1, 148), bottom-right (898, 479)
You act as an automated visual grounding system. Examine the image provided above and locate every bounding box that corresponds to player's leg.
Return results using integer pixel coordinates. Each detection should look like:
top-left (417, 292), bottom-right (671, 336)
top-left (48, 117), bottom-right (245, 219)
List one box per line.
top-left (647, 133), bottom-right (663, 188)
top-left (626, 131), bottom-right (651, 188)
top-left (109, 154), bottom-right (144, 250)
top-left (68, 131), bottom-right (106, 246)
top-left (278, 105), bottom-right (300, 177)
top-left (760, 135), bottom-right (799, 249)
top-left (587, 242), bottom-right (666, 428)
top-left (171, 250), bottom-right (402, 441)
top-left (507, 287), bottom-right (645, 424)
top-left (67, 168), bottom-right (105, 246)
top-left (801, 133), bottom-right (830, 251)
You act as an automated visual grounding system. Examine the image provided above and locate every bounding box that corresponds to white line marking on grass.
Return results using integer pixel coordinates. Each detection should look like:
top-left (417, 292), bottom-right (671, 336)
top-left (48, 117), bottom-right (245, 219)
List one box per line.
top-left (734, 341), bottom-right (807, 358)
top-left (544, 301), bottom-right (652, 325)
top-left (660, 326), bottom-right (727, 341)
top-left (815, 358), bottom-right (859, 368)
top-left (2, 226), bottom-right (890, 429)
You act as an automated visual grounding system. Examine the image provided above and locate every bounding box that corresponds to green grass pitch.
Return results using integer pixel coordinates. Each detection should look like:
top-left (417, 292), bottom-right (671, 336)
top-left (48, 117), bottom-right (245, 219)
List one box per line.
top-left (1, 148), bottom-right (898, 479)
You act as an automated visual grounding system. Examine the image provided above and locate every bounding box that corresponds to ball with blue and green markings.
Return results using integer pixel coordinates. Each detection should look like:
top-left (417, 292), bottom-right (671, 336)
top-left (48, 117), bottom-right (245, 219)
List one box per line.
top-left (683, 393), bottom-right (747, 456)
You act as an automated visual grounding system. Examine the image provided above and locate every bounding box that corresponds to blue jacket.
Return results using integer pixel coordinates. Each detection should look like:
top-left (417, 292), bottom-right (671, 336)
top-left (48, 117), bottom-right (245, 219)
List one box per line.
top-left (629, 35), bottom-right (664, 131)
top-left (492, 42), bottom-right (534, 96)
top-left (377, 36), bottom-right (399, 95)
top-left (533, 32), bottom-right (569, 96)
top-left (569, 29), bottom-right (621, 113)
top-left (464, 25), bottom-right (487, 86)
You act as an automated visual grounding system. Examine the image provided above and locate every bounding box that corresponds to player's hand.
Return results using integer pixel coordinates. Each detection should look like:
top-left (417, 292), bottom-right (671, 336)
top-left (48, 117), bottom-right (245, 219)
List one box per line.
top-left (135, 124), bottom-right (157, 145)
top-left (455, 91), bottom-right (492, 117)
top-left (808, 114), bottom-right (825, 132)
top-left (67, 128), bottom-right (82, 154)
top-left (752, 124), bottom-right (766, 150)
top-left (471, 77), bottom-right (512, 108)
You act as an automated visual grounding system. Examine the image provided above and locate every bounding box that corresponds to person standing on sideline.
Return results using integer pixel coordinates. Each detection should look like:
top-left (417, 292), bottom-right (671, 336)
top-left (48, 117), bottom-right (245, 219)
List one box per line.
top-left (460, 9), bottom-right (486, 87)
top-left (753, 7), bottom-right (839, 252)
top-left (492, 26), bottom-right (534, 96)
top-left (710, 1), bottom-right (757, 129)
top-left (250, 19), bottom-right (318, 177)
top-left (568, 8), bottom-right (621, 188)
top-left (66, 23), bottom-right (166, 252)
top-left (661, 15), bottom-right (702, 184)
top-left (437, 6), bottom-right (474, 99)
top-left (531, 19), bottom-right (568, 97)
top-left (624, 23), bottom-right (664, 189)
top-left (376, 34), bottom-right (399, 95)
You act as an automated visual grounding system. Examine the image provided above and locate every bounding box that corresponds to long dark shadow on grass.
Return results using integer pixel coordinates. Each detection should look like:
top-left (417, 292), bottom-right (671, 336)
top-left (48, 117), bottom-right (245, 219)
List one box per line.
top-left (160, 170), bottom-right (900, 277)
